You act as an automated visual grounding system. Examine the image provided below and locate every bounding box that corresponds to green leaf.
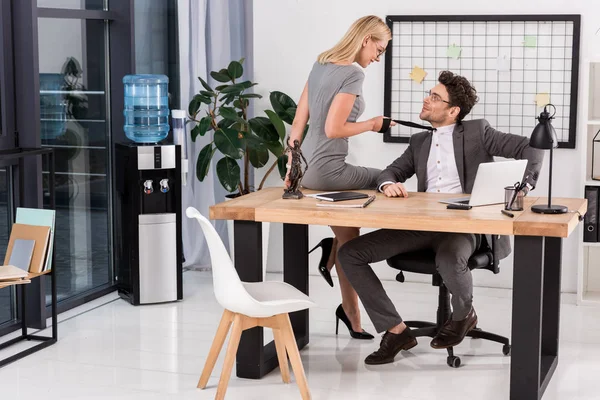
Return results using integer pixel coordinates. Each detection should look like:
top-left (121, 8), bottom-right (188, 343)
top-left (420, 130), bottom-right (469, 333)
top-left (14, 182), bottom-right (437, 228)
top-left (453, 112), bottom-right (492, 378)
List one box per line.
top-left (216, 157), bottom-right (241, 192)
top-left (198, 76), bottom-right (213, 92)
top-left (285, 106), bottom-right (297, 121)
top-left (245, 132), bottom-right (267, 149)
top-left (214, 128), bottom-right (243, 159)
top-left (239, 81), bottom-right (257, 89)
top-left (270, 91), bottom-right (297, 124)
top-left (233, 99), bottom-right (249, 109)
top-left (228, 61), bottom-right (244, 80)
top-left (194, 94), bottom-right (211, 105)
top-left (220, 84), bottom-right (245, 95)
top-left (196, 144), bottom-right (215, 181)
top-left (266, 141), bottom-right (284, 157)
top-left (219, 95), bottom-right (236, 105)
top-left (265, 110), bottom-right (286, 141)
top-left (240, 93), bottom-right (262, 99)
top-left (217, 118), bottom-right (235, 130)
top-left (277, 154), bottom-right (289, 179)
top-left (210, 70), bottom-right (231, 83)
top-left (200, 90), bottom-right (214, 97)
top-left (238, 57), bottom-right (246, 65)
top-left (248, 147), bottom-right (269, 168)
top-left (188, 97), bottom-right (201, 116)
top-left (215, 84), bottom-right (229, 91)
top-left (191, 116), bottom-right (212, 141)
top-left (219, 106), bottom-right (246, 124)
top-left (249, 116), bottom-right (279, 143)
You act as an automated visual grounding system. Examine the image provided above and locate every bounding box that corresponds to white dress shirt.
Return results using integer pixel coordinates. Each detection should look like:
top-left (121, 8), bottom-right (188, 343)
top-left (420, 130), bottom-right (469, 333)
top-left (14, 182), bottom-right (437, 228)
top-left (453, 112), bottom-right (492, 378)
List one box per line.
top-left (378, 123), bottom-right (462, 194)
top-left (425, 124), bottom-right (462, 194)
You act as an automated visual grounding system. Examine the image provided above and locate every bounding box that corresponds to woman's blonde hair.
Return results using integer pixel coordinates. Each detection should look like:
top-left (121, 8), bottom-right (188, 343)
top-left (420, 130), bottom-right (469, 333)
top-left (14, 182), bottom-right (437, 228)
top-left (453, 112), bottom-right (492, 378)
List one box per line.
top-left (317, 15), bottom-right (391, 64)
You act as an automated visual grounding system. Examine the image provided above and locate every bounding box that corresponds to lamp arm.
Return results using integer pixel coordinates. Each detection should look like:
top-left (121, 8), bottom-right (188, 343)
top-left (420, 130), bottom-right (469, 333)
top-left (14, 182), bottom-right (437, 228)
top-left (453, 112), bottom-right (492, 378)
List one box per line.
top-left (547, 146), bottom-right (553, 208)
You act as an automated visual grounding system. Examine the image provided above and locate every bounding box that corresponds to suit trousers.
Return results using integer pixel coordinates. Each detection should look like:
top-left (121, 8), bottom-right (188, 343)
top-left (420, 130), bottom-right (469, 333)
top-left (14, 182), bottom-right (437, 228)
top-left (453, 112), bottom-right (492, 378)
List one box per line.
top-left (338, 229), bottom-right (480, 333)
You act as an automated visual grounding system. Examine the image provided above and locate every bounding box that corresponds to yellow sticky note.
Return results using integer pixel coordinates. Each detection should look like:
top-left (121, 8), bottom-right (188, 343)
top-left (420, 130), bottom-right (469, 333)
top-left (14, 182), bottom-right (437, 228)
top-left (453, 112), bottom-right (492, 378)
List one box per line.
top-left (535, 93), bottom-right (550, 107)
top-left (409, 66), bottom-right (427, 84)
top-left (523, 36), bottom-right (537, 48)
top-left (447, 44), bottom-right (462, 59)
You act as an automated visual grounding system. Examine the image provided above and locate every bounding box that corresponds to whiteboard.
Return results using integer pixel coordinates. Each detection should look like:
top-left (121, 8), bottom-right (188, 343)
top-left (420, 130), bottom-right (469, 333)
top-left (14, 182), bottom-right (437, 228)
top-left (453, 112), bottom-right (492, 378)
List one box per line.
top-left (383, 15), bottom-right (581, 148)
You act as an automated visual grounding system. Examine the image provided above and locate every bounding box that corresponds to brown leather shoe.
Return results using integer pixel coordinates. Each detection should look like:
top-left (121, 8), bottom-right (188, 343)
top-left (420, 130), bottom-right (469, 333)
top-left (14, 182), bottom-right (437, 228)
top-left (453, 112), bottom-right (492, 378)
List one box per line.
top-left (430, 308), bottom-right (478, 349)
top-left (364, 327), bottom-right (418, 365)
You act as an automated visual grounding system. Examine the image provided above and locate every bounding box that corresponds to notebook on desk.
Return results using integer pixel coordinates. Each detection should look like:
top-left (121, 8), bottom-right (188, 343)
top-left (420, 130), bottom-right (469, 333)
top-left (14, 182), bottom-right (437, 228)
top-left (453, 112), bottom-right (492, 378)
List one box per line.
top-left (312, 192), bottom-right (369, 202)
top-left (316, 195), bottom-right (376, 208)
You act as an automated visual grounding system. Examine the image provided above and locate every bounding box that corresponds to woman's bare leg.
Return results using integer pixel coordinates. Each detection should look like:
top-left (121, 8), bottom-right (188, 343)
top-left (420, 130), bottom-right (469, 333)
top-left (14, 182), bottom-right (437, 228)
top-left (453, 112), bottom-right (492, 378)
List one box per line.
top-left (330, 226), bottom-right (364, 333)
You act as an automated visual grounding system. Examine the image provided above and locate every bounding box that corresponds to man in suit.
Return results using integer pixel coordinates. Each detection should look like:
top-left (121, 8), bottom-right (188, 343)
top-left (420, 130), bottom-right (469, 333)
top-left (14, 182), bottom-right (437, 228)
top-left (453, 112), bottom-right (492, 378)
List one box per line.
top-left (337, 71), bottom-right (544, 365)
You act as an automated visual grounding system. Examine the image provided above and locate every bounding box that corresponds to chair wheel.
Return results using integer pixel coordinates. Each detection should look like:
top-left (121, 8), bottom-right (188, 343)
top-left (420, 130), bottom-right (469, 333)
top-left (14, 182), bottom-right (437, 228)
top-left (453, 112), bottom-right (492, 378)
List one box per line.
top-left (502, 344), bottom-right (511, 356)
top-left (447, 355), bottom-right (461, 368)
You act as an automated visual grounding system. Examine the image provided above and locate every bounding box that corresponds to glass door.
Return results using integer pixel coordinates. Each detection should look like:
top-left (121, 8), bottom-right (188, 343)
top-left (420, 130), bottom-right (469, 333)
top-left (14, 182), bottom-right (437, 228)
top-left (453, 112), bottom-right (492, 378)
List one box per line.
top-left (37, 4), bottom-right (113, 303)
top-left (0, 0), bottom-right (16, 328)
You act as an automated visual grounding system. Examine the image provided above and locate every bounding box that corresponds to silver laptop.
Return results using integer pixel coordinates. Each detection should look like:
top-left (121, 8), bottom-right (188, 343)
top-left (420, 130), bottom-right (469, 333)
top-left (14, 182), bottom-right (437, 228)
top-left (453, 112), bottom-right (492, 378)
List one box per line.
top-left (440, 160), bottom-right (528, 207)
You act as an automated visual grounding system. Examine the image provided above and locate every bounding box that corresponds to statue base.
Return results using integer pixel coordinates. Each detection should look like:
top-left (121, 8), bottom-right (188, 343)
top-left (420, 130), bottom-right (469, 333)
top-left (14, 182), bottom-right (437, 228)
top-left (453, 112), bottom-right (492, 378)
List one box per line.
top-left (282, 190), bottom-right (304, 200)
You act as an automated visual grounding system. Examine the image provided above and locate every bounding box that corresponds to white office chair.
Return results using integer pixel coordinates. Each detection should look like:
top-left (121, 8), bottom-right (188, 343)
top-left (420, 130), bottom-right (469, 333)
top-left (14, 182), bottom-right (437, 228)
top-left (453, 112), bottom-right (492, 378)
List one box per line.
top-left (186, 207), bottom-right (316, 400)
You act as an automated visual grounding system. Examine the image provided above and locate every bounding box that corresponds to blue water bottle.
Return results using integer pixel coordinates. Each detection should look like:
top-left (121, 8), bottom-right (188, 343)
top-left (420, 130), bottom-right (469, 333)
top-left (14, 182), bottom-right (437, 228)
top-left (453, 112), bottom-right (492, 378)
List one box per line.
top-left (123, 74), bottom-right (170, 143)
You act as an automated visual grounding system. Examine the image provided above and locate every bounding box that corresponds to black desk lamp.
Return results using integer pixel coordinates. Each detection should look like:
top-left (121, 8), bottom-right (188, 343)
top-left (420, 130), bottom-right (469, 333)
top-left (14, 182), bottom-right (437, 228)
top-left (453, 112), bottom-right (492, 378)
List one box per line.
top-left (529, 104), bottom-right (567, 214)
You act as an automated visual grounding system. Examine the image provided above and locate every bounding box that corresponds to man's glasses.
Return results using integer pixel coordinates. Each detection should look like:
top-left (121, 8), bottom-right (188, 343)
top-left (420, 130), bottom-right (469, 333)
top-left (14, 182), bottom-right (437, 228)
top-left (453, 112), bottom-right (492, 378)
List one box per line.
top-left (424, 90), bottom-right (451, 105)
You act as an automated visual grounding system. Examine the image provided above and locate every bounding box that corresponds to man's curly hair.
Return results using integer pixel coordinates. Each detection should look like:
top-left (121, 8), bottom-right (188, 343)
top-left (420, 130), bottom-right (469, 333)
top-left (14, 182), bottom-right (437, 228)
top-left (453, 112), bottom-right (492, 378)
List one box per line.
top-left (438, 71), bottom-right (479, 122)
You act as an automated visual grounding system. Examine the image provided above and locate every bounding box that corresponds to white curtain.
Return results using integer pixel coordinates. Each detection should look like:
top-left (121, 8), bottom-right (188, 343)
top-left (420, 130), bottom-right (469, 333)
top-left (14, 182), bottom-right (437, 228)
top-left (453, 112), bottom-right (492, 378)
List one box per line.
top-left (177, 0), bottom-right (253, 269)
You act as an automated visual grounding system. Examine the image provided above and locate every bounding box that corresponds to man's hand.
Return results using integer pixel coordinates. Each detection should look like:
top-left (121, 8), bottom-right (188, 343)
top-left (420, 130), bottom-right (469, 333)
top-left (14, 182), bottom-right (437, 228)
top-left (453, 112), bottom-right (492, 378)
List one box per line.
top-left (382, 182), bottom-right (408, 198)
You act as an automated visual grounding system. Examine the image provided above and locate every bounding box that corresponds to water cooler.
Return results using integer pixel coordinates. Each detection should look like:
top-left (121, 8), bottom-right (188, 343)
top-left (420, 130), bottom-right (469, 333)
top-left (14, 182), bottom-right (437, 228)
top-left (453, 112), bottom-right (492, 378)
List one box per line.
top-left (114, 143), bottom-right (183, 304)
top-left (114, 74), bottom-right (183, 305)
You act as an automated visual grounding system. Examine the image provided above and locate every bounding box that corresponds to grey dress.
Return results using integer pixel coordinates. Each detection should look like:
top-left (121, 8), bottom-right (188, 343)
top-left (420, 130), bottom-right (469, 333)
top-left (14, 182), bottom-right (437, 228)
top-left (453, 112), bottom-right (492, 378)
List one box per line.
top-left (300, 62), bottom-right (380, 191)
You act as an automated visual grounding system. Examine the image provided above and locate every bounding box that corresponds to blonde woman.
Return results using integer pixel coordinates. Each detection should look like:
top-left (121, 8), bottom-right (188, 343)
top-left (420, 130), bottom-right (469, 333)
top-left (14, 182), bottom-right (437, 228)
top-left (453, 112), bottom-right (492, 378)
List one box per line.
top-left (285, 15), bottom-right (394, 339)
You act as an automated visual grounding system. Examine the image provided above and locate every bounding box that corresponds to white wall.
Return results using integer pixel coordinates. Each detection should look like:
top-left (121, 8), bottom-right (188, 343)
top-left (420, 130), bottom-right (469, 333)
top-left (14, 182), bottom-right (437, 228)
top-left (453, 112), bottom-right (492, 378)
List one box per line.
top-left (253, 0), bottom-right (600, 293)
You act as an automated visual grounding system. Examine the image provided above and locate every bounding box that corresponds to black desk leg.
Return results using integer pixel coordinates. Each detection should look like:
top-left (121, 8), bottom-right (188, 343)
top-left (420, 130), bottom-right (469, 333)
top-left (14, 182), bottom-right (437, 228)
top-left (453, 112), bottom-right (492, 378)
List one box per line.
top-left (233, 221), bottom-right (276, 379)
top-left (283, 223), bottom-right (309, 350)
top-left (510, 236), bottom-right (562, 400)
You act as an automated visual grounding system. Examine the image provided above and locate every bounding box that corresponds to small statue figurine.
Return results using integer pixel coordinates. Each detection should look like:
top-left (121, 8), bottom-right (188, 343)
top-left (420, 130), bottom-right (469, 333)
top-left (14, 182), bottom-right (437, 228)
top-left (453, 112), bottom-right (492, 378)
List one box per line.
top-left (283, 139), bottom-right (308, 199)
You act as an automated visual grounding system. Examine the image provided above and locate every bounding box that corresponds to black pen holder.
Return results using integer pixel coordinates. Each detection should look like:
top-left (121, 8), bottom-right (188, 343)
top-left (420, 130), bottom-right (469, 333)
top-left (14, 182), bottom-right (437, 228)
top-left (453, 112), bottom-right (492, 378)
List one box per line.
top-left (504, 187), bottom-right (524, 211)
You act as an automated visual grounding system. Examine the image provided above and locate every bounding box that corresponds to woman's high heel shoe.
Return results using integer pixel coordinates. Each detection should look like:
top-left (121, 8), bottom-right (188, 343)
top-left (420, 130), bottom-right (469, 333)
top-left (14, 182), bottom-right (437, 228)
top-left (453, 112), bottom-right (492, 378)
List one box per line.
top-left (335, 304), bottom-right (374, 340)
top-left (309, 237), bottom-right (335, 287)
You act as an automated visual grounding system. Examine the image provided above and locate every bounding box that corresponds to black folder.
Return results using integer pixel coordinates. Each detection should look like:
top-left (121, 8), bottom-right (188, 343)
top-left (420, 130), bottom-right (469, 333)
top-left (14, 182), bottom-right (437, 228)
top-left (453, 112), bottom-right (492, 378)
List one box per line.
top-left (584, 186), bottom-right (599, 242)
top-left (314, 192), bottom-right (369, 202)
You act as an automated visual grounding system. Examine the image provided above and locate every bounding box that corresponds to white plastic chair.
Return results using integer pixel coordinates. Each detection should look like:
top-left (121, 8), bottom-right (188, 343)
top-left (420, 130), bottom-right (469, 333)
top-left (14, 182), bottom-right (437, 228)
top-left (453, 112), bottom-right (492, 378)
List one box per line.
top-left (186, 207), bottom-right (316, 400)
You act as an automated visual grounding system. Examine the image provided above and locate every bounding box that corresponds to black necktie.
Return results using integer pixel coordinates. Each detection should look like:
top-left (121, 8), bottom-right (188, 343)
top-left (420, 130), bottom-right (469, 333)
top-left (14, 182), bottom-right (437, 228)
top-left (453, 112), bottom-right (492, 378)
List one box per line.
top-left (379, 118), bottom-right (436, 133)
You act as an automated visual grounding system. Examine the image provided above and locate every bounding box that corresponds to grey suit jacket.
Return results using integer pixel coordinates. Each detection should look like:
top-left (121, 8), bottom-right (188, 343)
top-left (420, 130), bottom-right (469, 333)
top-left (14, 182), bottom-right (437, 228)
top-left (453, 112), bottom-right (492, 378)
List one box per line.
top-left (377, 119), bottom-right (544, 260)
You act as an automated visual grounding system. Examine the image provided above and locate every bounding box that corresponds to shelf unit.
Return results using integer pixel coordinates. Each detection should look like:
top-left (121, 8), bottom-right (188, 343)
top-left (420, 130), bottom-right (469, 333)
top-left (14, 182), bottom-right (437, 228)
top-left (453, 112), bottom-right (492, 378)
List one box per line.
top-left (581, 59), bottom-right (600, 305)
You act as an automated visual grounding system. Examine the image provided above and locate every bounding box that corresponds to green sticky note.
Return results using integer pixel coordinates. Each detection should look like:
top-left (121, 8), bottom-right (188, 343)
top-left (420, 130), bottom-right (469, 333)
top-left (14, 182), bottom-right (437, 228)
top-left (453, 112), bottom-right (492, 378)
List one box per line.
top-left (446, 44), bottom-right (462, 59)
top-left (523, 36), bottom-right (537, 48)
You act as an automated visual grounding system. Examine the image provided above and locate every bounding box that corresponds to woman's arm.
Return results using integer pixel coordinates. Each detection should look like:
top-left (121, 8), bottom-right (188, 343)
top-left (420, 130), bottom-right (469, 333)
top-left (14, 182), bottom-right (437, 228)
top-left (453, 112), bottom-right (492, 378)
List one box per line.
top-left (324, 93), bottom-right (378, 139)
top-left (287, 82), bottom-right (310, 147)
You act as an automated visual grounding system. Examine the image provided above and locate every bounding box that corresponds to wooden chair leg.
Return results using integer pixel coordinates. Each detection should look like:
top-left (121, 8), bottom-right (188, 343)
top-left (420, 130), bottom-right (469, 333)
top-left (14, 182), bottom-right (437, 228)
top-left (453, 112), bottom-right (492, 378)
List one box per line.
top-left (198, 309), bottom-right (233, 389)
top-left (273, 326), bottom-right (291, 383)
top-left (278, 313), bottom-right (311, 400)
top-left (215, 313), bottom-right (244, 400)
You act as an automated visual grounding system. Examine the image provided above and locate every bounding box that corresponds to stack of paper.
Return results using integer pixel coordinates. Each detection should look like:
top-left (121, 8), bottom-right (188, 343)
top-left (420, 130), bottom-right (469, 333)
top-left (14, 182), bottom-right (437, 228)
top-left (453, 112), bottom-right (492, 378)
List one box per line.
top-left (3, 223), bottom-right (51, 274)
top-left (0, 265), bottom-right (31, 287)
top-left (16, 208), bottom-right (56, 272)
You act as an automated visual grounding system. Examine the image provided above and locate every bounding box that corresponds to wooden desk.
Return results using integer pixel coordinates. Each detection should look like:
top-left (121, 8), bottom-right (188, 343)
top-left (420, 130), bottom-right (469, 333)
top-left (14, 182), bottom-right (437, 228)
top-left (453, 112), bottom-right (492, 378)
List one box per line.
top-left (210, 188), bottom-right (586, 399)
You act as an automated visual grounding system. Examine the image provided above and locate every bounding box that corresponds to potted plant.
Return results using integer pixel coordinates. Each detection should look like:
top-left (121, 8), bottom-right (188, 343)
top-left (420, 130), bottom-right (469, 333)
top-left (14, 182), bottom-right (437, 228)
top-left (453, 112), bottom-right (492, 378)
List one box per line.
top-left (188, 59), bottom-right (306, 196)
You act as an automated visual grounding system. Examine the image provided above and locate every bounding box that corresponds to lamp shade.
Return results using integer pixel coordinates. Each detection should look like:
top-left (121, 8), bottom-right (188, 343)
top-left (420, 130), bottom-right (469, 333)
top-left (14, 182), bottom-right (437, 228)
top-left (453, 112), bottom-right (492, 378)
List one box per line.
top-left (529, 110), bottom-right (555, 149)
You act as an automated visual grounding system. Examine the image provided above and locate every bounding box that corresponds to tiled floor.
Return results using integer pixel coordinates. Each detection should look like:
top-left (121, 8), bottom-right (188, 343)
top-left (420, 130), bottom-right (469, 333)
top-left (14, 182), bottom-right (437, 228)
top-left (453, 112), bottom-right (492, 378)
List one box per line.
top-left (0, 271), bottom-right (598, 399)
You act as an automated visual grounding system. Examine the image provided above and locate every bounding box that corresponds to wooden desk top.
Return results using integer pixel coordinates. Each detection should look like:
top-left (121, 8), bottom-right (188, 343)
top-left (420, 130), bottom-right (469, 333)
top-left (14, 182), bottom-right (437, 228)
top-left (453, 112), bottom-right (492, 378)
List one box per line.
top-left (209, 188), bottom-right (586, 238)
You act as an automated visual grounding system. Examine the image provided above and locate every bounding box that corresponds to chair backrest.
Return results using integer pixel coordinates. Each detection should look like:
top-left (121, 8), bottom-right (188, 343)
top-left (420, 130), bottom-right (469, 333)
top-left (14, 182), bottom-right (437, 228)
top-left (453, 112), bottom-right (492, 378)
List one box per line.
top-left (185, 207), bottom-right (257, 312)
